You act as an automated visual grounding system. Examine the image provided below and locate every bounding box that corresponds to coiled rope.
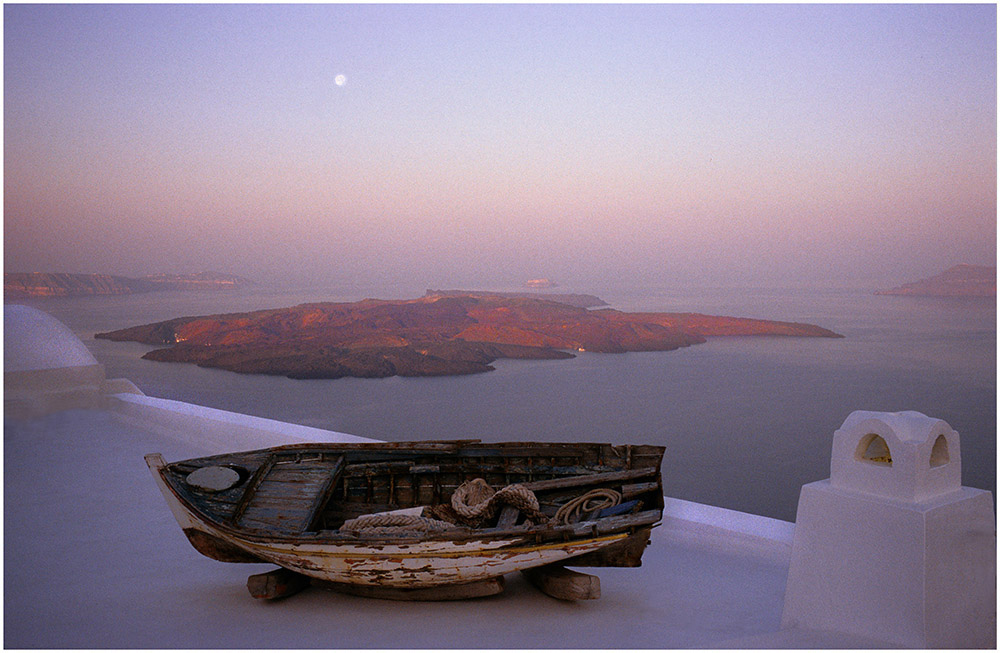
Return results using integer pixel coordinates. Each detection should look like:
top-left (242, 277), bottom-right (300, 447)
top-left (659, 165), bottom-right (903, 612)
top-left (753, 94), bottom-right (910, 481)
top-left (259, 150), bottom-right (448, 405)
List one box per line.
top-left (553, 488), bottom-right (621, 525)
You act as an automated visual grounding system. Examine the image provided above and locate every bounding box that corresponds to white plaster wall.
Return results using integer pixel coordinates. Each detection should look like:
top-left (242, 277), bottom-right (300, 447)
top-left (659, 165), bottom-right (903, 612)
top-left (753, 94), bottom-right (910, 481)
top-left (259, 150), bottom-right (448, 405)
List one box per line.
top-left (782, 480), bottom-right (996, 648)
top-left (4, 305), bottom-right (106, 418)
top-left (924, 489), bottom-right (997, 648)
top-left (5, 365), bottom-right (106, 419)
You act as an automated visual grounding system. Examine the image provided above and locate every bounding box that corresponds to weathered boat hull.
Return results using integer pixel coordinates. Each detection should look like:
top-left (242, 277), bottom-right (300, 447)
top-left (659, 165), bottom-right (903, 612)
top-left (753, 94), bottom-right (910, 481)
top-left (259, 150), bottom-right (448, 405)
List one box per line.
top-left (150, 459), bottom-right (629, 586)
top-left (221, 531), bottom-right (627, 587)
top-left (145, 440), bottom-right (664, 589)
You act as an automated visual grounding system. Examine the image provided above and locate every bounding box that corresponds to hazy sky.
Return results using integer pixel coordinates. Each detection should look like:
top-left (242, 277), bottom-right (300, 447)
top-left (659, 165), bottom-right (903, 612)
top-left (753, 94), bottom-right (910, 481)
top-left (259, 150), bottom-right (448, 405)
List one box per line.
top-left (4, 4), bottom-right (996, 289)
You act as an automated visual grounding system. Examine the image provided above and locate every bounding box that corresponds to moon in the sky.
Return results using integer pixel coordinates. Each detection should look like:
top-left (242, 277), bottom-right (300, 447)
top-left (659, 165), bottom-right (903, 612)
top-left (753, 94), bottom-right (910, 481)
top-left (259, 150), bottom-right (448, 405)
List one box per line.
top-left (335, 74), bottom-right (347, 87)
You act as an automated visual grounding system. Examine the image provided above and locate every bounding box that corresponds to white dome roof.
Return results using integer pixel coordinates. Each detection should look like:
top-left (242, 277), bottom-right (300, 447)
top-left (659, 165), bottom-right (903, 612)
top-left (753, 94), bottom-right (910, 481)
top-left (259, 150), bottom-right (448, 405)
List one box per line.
top-left (4, 304), bottom-right (99, 372)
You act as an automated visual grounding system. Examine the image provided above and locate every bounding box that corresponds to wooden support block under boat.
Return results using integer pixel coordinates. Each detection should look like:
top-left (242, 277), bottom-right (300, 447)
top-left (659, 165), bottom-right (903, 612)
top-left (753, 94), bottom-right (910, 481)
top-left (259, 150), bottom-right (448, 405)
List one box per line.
top-left (522, 564), bottom-right (601, 601)
top-left (247, 567), bottom-right (312, 600)
top-left (312, 576), bottom-right (505, 601)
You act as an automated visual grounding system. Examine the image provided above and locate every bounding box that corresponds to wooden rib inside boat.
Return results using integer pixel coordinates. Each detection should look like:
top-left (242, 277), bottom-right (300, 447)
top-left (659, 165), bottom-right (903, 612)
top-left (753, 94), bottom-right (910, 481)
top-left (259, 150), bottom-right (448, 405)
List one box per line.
top-left (146, 440), bottom-right (665, 599)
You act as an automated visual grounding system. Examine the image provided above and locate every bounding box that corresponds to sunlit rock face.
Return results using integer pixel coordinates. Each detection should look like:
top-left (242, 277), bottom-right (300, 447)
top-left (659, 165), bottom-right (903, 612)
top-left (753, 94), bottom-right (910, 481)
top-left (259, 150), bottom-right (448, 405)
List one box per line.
top-left (95, 292), bottom-right (842, 381)
top-left (4, 304), bottom-right (106, 418)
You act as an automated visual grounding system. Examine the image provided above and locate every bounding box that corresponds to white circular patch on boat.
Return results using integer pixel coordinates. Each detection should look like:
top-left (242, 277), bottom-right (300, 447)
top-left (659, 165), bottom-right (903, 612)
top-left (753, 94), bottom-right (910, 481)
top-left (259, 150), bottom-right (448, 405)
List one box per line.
top-left (186, 466), bottom-right (240, 492)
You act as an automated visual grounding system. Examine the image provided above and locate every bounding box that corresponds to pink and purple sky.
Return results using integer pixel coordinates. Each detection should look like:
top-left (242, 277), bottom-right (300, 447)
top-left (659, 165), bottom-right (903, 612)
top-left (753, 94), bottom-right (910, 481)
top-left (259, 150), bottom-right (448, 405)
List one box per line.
top-left (4, 4), bottom-right (996, 289)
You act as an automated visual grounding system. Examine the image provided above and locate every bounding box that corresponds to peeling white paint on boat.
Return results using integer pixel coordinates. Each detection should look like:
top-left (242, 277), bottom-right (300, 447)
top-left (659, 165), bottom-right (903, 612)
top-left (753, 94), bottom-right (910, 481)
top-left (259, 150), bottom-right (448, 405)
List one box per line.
top-left (247, 534), bottom-right (623, 587)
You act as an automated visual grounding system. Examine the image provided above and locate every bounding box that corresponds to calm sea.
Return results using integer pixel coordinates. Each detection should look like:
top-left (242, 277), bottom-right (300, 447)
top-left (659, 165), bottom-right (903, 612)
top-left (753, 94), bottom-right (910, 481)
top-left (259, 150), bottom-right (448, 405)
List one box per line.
top-left (10, 283), bottom-right (995, 522)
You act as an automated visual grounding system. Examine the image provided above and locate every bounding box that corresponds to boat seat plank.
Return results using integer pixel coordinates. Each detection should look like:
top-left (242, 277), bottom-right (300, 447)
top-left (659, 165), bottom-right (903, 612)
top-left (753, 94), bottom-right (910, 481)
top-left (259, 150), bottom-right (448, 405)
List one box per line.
top-left (237, 457), bottom-right (345, 533)
top-left (621, 481), bottom-right (661, 498)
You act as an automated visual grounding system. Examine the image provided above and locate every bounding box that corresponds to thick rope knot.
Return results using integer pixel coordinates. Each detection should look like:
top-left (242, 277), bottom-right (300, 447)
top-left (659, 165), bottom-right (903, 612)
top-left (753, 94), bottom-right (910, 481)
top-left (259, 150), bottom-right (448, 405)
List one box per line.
top-left (450, 479), bottom-right (547, 526)
top-left (451, 478), bottom-right (496, 519)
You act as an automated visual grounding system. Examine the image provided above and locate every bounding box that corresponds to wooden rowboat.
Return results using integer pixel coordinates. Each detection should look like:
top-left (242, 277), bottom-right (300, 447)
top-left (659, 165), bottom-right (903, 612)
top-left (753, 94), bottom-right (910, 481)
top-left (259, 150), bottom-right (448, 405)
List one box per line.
top-left (145, 440), bottom-right (664, 597)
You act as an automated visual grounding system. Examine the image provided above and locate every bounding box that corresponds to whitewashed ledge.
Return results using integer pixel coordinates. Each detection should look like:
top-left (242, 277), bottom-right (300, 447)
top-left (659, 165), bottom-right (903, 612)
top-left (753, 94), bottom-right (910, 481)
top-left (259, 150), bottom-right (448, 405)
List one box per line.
top-left (4, 305), bottom-right (995, 649)
top-left (660, 496), bottom-right (794, 564)
top-left (107, 391), bottom-right (378, 452)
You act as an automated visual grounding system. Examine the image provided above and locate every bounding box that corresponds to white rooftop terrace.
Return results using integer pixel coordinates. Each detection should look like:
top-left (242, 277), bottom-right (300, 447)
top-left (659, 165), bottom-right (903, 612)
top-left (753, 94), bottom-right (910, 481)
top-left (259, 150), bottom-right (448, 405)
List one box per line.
top-left (4, 305), bottom-right (995, 649)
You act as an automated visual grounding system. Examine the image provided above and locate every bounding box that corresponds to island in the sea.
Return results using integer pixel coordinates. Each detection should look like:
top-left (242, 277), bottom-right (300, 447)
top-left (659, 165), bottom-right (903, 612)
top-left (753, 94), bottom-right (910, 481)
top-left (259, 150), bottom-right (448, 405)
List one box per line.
top-left (4, 271), bottom-right (253, 298)
top-left (876, 264), bottom-right (996, 297)
top-left (95, 292), bottom-right (843, 380)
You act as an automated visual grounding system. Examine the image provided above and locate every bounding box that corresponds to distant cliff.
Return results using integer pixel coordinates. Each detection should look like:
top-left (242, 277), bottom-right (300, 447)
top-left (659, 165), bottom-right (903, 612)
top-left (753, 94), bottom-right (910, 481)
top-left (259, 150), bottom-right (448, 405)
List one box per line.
top-left (876, 265), bottom-right (996, 297)
top-left (96, 292), bottom-right (843, 381)
top-left (5, 272), bottom-right (253, 298)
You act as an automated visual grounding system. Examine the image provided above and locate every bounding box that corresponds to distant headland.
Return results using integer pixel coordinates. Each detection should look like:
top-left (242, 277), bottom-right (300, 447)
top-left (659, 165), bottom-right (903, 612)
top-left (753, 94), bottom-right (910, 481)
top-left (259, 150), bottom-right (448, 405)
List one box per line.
top-left (95, 291), bottom-right (843, 380)
top-left (876, 265), bottom-right (996, 297)
top-left (4, 271), bottom-right (253, 299)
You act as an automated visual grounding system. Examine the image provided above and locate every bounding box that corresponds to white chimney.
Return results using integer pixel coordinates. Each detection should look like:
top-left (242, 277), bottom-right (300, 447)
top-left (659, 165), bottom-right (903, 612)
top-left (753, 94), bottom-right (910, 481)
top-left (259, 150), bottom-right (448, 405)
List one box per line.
top-left (781, 410), bottom-right (996, 648)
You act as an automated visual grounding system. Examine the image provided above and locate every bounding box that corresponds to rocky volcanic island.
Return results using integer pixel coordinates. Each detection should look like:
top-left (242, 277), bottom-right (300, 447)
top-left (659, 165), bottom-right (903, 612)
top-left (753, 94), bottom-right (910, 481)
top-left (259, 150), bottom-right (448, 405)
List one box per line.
top-left (876, 264), bottom-right (996, 297)
top-left (4, 271), bottom-right (252, 298)
top-left (96, 292), bottom-right (843, 380)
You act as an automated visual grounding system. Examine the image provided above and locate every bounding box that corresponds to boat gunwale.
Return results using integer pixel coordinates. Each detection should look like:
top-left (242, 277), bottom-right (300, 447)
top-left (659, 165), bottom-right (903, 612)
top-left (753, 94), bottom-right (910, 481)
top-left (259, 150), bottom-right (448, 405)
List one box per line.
top-left (166, 439), bottom-right (666, 466)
